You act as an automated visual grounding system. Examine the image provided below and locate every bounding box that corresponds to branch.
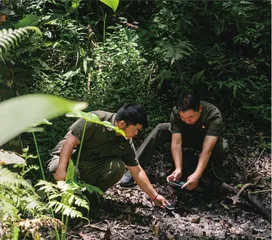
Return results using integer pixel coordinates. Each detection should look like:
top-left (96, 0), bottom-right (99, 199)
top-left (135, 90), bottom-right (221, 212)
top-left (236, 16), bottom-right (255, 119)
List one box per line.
top-left (222, 183), bottom-right (271, 222)
top-left (233, 180), bottom-right (259, 204)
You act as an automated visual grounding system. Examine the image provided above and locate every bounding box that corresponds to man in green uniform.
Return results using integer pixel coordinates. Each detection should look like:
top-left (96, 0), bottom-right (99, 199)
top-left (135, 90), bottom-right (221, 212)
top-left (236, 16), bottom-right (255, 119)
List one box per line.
top-left (120, 93), bottom-right (228, 190)
top-left (48, 104), bottom-right (168, 207)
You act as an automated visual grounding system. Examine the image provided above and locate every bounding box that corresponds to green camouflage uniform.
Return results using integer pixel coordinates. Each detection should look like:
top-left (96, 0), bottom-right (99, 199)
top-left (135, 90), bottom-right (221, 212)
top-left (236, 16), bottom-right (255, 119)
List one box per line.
top-left (137, 101), bottom-right (228, 178)
top-left (48, 111), bottom-right (139, 191)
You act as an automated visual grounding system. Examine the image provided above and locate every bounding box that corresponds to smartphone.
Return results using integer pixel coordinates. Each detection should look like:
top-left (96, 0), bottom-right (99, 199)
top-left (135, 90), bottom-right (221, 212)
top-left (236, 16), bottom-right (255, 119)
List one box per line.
top-left (165, 202), bottom-right (175, 211)
top-left (168, 181), bottom-right (186, 187)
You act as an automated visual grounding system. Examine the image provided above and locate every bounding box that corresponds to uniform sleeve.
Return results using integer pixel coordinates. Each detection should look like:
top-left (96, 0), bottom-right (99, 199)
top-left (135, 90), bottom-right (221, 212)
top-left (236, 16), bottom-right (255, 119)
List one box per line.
top-left (206, 116), bottom-right (222, 136)
top-left (170, 109), bottom-right (182, 133)
top-left (69, 118), bottom-right (97, 141)
top-left (121, 141), bottom-right (139, 166)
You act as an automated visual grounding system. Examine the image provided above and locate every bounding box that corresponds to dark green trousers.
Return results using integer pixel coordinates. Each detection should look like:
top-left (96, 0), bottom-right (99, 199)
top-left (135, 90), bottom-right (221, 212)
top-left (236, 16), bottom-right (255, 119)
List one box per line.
top-left (47, 155), bottom-right (125, 192)
top-left (137, 123), bottom-right (228, 178)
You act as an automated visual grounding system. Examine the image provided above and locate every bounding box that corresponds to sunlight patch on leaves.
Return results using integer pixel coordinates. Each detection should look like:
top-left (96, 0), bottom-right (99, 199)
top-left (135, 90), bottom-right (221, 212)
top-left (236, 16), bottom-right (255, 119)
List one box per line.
top-left (100, 0), bottom-right (119, 12)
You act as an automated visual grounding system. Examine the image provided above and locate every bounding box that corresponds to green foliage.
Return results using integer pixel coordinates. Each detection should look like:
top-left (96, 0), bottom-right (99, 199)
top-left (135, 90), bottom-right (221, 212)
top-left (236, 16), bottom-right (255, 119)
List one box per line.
top-left (0, 165), bottom-right (45, 239)
top-left (154, 40), bottom-right (194, 65)
top-left (143, 0), bottom-right (271, 121)
top-left (0, 94), bottom-right (88, 146)
top-left (100, 0), bottom-right (119, 12)
top-left (0, 27), bottom-right (41, 57)
top-left (67, 110), bottom-right (126, 138)
top-left (89, 24), bottom-right (150, 110)
top-left (36, 180), bottom-right (89, 220)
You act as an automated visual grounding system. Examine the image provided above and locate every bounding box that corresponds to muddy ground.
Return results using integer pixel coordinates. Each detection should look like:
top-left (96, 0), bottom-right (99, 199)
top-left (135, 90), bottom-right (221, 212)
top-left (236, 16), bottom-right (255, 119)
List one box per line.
top-left (67, 130), bottom-right (271, 240)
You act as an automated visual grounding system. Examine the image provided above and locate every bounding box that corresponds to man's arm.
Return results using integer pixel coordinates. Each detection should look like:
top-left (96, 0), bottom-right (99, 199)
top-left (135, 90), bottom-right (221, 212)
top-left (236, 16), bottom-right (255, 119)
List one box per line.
top-left (182, 135), bottom-right (218, 190)
top-left (126, 164), bottom-right (168, 207)
top-left (54, 131), bottom-right (80, 181)
top-left (167, 133), bottom-right (183, 182)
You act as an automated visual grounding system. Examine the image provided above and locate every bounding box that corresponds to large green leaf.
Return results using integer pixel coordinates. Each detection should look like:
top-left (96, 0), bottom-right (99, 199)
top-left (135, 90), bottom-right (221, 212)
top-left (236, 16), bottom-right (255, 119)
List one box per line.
top-left (0, 94), bottom-right (88, 146)
top-left (66, 159), bottom-right (75, 182)
top-left (99, 0), bottom-right (119, 12)
top-left (66, 110), bottom-right (126, 138)
top-left (14, 14), bottom-right (42, 28)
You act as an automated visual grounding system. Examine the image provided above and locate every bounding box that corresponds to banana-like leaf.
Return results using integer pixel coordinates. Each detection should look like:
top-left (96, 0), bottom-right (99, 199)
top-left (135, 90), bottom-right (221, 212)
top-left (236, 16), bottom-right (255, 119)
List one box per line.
top-left (100, 0), bottom-right (119, 12)
top-left (0, 94), bottom-right (88, 146)
top-left (66, 159), bottom-right (75, 182)
top-left (66, 110), bottom-right (126, 138)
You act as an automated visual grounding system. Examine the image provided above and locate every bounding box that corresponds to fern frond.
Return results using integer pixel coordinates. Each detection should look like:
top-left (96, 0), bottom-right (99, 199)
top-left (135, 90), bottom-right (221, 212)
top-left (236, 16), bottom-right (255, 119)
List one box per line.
top-left (0, 166), bottom-right (34, 192)
top-left (47, 201), bottom-right (83, 219)
top-left (0, 194), bottom-right (19, 221)
top-left (62, 191), bottom-right (89, 210)
top-left (0, 166), bottom-right (44, 216)
top-left (21, 165), bottom-right (39, 177)
top-left (0, 27), bottom-right (41, 57)
top-left (36, 180), bottom-right (60, 196)
top-left (22, 195), bottom-right (44, 213)
top-left (77, 181), bottom-right (104, 195)
top-left (12, 224), bottom-right (20, 240)
top-left (155, 40), bottom-right (195, 65)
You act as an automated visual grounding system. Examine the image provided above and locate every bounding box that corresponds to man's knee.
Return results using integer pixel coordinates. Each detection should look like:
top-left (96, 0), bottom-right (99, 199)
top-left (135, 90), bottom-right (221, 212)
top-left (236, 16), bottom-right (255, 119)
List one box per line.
top-left (93, 159), bottom-right (125, 191)
top-left (46, 155), bottom-right (59, 180)
top-left (107, 159), bottom-right (125, 181)
top-left (155, 122), bottom-right (171, 132)
top-left (47, 155), bottom-right (59, 172)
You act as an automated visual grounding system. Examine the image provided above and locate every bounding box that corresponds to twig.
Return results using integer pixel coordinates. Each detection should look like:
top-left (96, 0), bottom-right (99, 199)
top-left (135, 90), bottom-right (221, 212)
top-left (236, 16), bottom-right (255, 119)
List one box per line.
top-left (112, 229), bottom-right (127, 239)
top-left (87, 224), bottom-right (107, 232)
top-left (233, 183), bottom-right (253, 204)
top-left (114, 224), bottom-right (149, 230)
top-left (224, 133), bottom-right (271, 139)
top-left (222, 182), bottom-right (271, 222)
top-left (250, 189), bottom-right (271, 194)
top-left (248, 148), bottom-right (265, 168)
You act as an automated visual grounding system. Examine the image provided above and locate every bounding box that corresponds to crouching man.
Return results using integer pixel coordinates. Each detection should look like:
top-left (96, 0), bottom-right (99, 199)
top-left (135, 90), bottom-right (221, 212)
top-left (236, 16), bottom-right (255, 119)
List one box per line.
top-left (120, 93), bottom-right (228, 190)
top-left (47, 104), bottom-right (168, 207)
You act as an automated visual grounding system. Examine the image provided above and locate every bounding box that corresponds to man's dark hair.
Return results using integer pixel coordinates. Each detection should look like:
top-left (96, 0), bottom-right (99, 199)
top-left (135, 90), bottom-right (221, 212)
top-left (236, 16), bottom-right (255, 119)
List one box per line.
top-left (116, 104), bottom-right (148, 128)
top-left (176, 93), bottom-right (201, 112)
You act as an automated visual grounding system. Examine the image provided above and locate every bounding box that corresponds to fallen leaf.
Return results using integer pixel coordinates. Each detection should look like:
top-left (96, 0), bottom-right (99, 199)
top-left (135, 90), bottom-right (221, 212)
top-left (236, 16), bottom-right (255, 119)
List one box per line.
top-left (153, 221), bottom-right (160, 236)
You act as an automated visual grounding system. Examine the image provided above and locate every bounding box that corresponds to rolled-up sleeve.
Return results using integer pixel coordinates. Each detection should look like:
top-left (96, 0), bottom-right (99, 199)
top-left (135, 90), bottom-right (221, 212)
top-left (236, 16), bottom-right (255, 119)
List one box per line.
top-left (69, 118), bottom-right (97, 141)
top-left (170, 109), bottom-right (182, 133)
top-left (206, 116), bottom-right (222, 136)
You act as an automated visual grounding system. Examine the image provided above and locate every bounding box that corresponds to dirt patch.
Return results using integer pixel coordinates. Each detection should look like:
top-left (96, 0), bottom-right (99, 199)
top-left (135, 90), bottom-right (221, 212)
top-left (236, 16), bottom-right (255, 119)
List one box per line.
top-left (67, 144), bottom-right (271, 240)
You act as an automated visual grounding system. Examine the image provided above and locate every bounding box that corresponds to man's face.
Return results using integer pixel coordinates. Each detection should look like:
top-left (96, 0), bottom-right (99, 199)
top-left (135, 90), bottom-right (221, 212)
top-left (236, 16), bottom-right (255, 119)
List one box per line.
top-left (178, 106), bottom-right (202, 125)
top-left (123, 123), bottom-right (143, 139)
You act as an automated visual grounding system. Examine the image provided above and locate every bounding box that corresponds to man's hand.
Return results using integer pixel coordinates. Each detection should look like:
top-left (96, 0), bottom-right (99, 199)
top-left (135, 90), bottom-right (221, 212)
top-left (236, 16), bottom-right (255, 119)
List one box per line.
top-left (166, 168), bottom-right (182, 182)
top-left (54, 168), bottom-right (67, 181)
top-left (153, 194), bottom-right (169, 208)
top-left (181, 173), bottom-right (200, 190)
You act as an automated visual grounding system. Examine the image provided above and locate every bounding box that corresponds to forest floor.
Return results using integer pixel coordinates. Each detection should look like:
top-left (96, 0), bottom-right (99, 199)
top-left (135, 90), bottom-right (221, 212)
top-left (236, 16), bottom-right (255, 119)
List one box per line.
top-left (67, 120), bottom-right (271, 240)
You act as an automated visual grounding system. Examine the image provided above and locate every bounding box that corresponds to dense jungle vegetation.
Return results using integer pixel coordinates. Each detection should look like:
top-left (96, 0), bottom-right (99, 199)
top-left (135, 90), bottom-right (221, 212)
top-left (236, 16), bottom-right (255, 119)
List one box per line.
top-left (0, 0), bottom-right (270, 239)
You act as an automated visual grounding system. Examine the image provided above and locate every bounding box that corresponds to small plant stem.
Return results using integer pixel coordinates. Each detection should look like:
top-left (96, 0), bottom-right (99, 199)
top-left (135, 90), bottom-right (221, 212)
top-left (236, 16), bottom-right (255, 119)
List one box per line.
top-left (75, 121), bottom-right (87, 178)
top-left (103, 13), bottom-right (107, 42)
top-left (61, 213), bottom-right (65, 240)
top-left (64, 216), bottom-right (69, 240)
top-left (49, 208), bottom-right (60, 240)
top-left (32, 132), bottom-right (46, 181)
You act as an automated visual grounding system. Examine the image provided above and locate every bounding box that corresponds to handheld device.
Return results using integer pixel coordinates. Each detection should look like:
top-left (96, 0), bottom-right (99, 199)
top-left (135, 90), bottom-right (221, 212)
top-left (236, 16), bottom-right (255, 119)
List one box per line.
top-left (168, 181), bottom-right (186, 187)
top-left (165, 202), bottom-right (175, 211)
